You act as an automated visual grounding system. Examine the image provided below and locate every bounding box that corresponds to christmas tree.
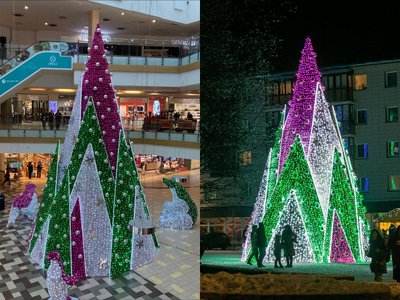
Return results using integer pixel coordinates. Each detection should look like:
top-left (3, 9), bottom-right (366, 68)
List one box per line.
top-left (28, 24), bottom-right (158, 289)
top-left (243, 37), bottom-right (369, 264)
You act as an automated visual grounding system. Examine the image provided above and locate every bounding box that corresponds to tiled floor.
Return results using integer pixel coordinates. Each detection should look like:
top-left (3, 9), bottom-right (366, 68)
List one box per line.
top-left (0, 170), bottom-right (200, 300)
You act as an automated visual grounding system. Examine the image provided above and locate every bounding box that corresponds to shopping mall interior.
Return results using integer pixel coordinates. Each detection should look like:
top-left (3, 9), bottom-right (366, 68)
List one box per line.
top-left (0, 1), bottom-right (200, 299)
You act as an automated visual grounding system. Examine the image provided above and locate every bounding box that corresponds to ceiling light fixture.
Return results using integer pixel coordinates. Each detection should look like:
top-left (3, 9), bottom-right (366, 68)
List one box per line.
top-left (29, 88), bottom-right (47, 91)
top-left (53, 88), bottom-right (76, 93)
top-left (24, 5), bottom-right (29, 10)
top-left (121, 12), bottom-right (125, 16)
top-left (44, 22), bottom-right (48, 26)
top-left (121, 90), bottom-right (144, 94)
top-left (152, 19), bottom-right (156, 23)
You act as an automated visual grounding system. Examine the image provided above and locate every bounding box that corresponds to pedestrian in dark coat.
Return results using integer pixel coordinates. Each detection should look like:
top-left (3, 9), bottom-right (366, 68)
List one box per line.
top-left (247, 225), bottom-right (259, 265)
top-left (48, 111), bottom-right (54, 130)
top-left (41, 112), bottom-right (47, 130)
top-left (368, 228), bottom-right (387, 282)
top-left (2, 165), bottom-right (11, 186)
top-left (27, 162), bottom-right (33, 179)
top-left (391, 226), bottom-right (400, 282)
top-left (282, 224), bottom-right (297, 267)
top-left (388, 224), bottom-right (397, 261)
top-left (55, 110), bottom-right (62, 130)
top-left (274, 234), bottom-right (284, 268)
top-left (257, 222), bottom-right (266, 267)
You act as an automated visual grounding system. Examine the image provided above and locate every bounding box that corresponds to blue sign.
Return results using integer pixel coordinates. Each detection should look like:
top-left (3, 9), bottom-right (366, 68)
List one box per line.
top-left (0, 51), bottom-right (72, 97)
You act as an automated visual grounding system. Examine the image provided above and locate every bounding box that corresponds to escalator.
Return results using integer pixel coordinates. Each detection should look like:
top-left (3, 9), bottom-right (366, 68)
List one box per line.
top-left (0, 41), bottom-right (75, 102)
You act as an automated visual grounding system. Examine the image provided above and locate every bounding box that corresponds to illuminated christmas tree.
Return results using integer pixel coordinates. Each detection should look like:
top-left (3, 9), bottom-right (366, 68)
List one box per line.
top-left (28, 24), bottom-right (158, 297)
top-left (243, 37), bottom-right (369, 264)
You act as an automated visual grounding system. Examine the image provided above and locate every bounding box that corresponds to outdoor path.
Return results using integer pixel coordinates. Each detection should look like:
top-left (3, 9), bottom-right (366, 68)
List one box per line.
top-left (201, 250), bottom-right (397, 283)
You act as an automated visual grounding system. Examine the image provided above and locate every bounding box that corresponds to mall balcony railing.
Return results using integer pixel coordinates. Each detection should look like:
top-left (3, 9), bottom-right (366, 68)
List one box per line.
top-left (0, 119), bottom-right (200, 143)
top-left (0, 39), bottom-right (200, 75)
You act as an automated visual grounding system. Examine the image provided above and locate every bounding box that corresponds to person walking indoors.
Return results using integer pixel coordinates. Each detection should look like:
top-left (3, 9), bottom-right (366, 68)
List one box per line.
top-left (246, 224), bottom-right (259, 265)
top-left (48, 110), bottom-right (54, 130)
top-left (281, 224), bottom-right (297, 268)
top-left (368, 228), bottom-right (388, 282)
top-left (27, 162), bottom-right (33, 179)
top-left (257, 222), bottom-right (266, 267)
top-left (274, 234), bottom-right (284, 268)
top-left (41, 111), bottom-right (47, 130)
top-left (36, 161), bottom-right (43, 178)
top-left (390, 226), bottom-right (400, 282)
top-left (55, 110), bottom-right (62, 130)
top-left (2, 164), bottom-right (11, 186)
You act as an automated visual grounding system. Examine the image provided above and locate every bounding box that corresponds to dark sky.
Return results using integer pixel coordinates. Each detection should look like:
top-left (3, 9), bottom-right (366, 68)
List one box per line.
top-left (276, 1), bottom-right (400, 71)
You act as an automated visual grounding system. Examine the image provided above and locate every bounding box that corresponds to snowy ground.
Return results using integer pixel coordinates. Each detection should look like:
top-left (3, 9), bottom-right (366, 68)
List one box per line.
top-left (201, 250), bottom-right (400, 299)
top-left (201, 250), bottom-right (396, 282)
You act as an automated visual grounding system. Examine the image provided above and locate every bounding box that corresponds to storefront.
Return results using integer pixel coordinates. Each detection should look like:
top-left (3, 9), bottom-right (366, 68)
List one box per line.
top-left (1, 153), bottom-right (51, 179)
top-left (135, 154), bottom-right (200, 174)
top-left (13, 94), bottom-right (49, 122)
top-left (170, 98), bottom-right (200, 120)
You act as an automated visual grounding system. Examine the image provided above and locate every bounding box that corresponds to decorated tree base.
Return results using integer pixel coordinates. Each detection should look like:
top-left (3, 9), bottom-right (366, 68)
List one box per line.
top-left (159, 178), bottom-right (194, 230)
top-left (7, 183), bottom-right (37, 227)
top-left (159, 178), bottom-right (197, 231)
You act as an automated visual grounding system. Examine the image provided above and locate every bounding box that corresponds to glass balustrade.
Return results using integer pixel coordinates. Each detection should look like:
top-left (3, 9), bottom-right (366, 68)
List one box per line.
top-left (1, 39), bottom-right (200, 77)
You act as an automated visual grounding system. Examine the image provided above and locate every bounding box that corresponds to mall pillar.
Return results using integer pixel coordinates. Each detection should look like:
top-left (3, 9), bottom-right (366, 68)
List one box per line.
top-left (88, 10), bottom-right (100, 45)
top-left (0, 154), bottom-right (5, 170)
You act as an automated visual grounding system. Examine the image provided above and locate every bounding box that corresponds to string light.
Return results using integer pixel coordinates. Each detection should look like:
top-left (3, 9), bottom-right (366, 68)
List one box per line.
top-left (162, 178), bottom-right (198, 225)
top-left (7, 183), bottom-right (37, 226)
top-left (242, 109), bottom-right (285, 262)
top-left (159, 183), bottom-right (194, 230)
top-left (278, 37), bottom-right (320, 174)
top-left (29, 142), bottom-right (60, 259)
top-left (242, 37), bottom-right (369, 264)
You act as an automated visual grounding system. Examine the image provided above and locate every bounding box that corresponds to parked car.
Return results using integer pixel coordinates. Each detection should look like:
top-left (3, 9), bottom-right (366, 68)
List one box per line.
top-left (201, 231), bottom-right (231, 250)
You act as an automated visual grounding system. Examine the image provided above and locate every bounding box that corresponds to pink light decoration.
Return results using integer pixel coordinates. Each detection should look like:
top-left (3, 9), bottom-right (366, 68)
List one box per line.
top-left (278, 37), bottom-right (321, 174)
top-left (46, 251), bottom-right (82, 286)
top-left (12, 183), bottom-right (36, 208)
top-left (81, 24), bottom-right (121, 173)
top-left (71, 198), bottom-right (86, 280)
top-left (330, 211), bottom-right (355, 263)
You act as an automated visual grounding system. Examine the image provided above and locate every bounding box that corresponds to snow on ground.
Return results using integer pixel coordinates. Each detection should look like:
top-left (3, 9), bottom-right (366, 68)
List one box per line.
top-left (201, 250), bottom-right (396, 282)
top-left (201, 251), bottom-right (400, 298)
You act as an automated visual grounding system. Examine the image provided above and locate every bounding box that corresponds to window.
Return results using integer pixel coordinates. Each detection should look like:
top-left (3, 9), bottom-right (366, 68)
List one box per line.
top-left (385, 71), bottom-right (397, 88)
top-left (239, 151), bottom-right (252, 165)
top-left (354, 74), bottom-right (367, 90)
top-left (359, 177), bottom-right (369, 192)
top-left (387, 107), bottom-right (398, 122)
top-left (388, 175), bottom-right (400, 191)
top-left (357, 109), bottom-right (368, 125)
top-left (387, 141), bottom-right (400, 157)
top-left (357, 144), bottom-right (368, 159)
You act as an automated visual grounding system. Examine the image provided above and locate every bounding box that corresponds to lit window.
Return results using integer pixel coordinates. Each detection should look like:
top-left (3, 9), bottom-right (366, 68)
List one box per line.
top-left (240, 151), bottom-right (252, 165)
top-left (387, 141), bottom-right (400, 157)
top-left (354, 74), bottom-right (367, 90)
top-left (359, 177), bottom-right (369, 192)
top-left (387, 107), bottom-right (398, 122)
top-left (356, 144), bottom-right (368, 159)
top-left (385, 71), bottom-right (397, 88)
top-left (357, 109), bottom-right (368, 125)
top-left (388, 175), bottom-right (400, 191)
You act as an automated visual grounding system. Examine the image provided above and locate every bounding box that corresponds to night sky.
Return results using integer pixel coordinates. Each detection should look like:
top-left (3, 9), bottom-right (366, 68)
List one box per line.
top-left (276, 1), bottom-right (400, 71)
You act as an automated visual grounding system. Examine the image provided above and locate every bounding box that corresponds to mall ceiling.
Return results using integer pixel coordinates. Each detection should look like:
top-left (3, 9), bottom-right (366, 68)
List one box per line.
top-left (0, 0), bottom-right (199, 42)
